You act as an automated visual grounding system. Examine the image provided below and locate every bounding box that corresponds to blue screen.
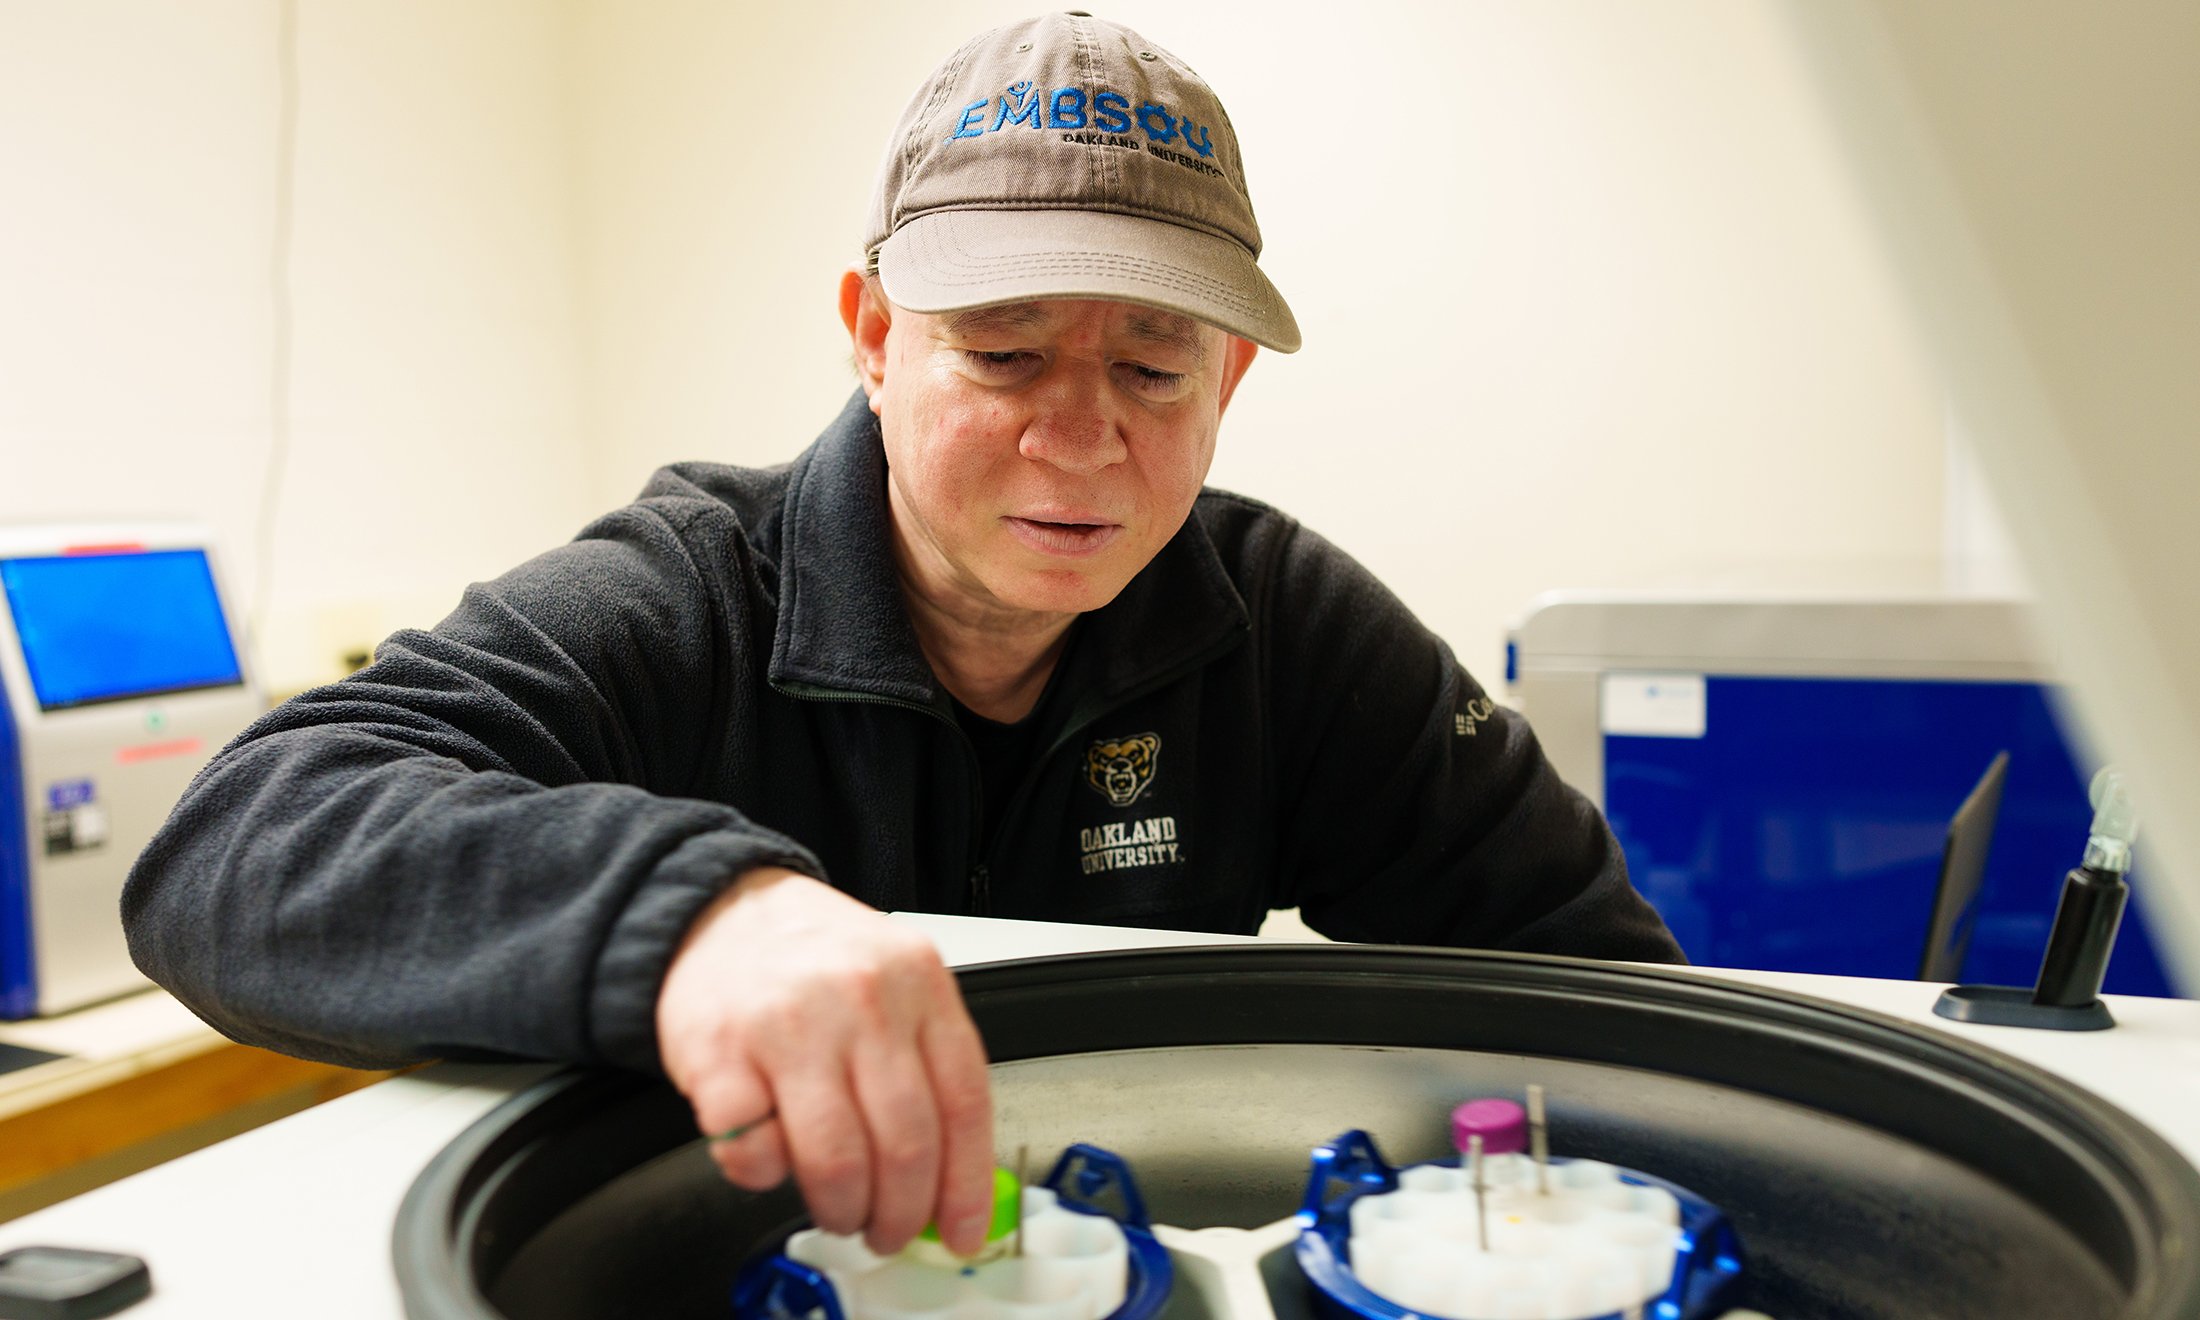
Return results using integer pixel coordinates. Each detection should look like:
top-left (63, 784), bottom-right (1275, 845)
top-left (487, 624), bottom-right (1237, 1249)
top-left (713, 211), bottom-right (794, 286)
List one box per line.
top-left (1603, 675), bottom-right (2178, 997)
top-left (2, 550), bottom-right (243, 710)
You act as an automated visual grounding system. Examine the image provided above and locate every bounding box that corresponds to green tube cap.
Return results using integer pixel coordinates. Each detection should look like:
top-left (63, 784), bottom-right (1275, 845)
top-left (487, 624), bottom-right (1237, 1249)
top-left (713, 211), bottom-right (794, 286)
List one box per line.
top-left (919, 1167), bottom-right (1022, 1248)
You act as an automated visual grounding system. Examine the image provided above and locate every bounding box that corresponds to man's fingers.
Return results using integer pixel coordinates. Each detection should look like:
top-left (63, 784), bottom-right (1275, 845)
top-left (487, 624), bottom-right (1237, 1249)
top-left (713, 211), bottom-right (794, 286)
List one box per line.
top-left (775, 1070), bottom-right (874, 1237)
top-left (692, 1064), bottom-right (789, 1191)
top-left (709, 1115), bottom-right (791, 1190)
top-left (656, 880), bottom-right (999, 1253)
top-left (849, 1037), bottom-right (944, 1254)
top-left (920, 986), bottom-right (996, 1257)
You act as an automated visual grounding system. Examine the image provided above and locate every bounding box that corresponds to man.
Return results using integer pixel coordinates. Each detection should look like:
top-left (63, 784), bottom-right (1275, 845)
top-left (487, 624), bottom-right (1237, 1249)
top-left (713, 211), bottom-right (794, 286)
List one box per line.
top-left (126, 13), bottom-right (1680, 1264)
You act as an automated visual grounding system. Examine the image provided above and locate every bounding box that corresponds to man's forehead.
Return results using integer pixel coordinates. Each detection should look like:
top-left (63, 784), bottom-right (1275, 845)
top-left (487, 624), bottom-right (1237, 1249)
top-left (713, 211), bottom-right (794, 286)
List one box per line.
top-left (939, 300), bottom-right (1215, 356)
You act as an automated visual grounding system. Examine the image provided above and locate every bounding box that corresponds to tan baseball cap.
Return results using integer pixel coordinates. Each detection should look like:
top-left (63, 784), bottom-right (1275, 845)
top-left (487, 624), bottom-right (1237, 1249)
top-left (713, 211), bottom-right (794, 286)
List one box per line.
top-left (864, 12), bottom-right (1301, 353)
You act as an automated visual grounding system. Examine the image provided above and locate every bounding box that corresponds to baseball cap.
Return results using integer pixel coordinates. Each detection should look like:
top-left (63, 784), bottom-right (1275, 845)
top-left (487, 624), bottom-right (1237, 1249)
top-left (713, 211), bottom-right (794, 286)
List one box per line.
top-left (863, 12), bottom-right (1301, 353)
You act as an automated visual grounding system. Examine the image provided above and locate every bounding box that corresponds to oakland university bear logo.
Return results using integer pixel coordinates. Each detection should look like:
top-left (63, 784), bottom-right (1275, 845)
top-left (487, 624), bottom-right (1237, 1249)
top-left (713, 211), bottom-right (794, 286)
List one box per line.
top-left (1084, 733), bottom-right (1160, 808)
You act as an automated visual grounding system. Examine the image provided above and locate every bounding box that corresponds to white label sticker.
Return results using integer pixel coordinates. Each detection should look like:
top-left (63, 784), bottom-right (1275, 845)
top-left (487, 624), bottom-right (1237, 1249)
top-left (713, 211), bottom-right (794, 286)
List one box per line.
top-left (1601, 673), bottom-right (1707, 738)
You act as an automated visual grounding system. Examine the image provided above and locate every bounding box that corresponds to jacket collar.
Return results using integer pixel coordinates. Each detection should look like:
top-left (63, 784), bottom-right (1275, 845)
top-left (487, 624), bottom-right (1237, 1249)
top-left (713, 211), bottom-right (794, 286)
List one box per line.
top-left (769, 390), bottom-right (1250, 711)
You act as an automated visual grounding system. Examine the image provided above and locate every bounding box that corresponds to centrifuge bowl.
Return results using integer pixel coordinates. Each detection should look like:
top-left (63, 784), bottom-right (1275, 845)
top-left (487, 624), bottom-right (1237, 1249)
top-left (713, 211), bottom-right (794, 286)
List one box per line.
top-left (394, 946), bottom-right (2200, 1320)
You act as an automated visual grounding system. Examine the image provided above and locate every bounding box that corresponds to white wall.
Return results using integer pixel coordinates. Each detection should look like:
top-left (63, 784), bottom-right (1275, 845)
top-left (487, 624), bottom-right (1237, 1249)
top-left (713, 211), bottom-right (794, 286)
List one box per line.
top-left (2, 1), bottom-right (1950, 698)
top-left (569, 0), bottom-right (1950, 690)
top-left (1785, 0), bottom-right (2200, 986)
top-left (0, 0), bottom-right (595, 694)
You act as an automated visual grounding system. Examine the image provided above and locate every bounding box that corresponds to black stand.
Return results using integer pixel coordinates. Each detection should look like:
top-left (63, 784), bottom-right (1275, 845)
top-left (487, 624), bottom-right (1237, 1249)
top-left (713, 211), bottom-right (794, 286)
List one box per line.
top-left (1933, 864), bottom-right (2128, 1032)
top-left (1933, 983), bottom-right (2114, 1031)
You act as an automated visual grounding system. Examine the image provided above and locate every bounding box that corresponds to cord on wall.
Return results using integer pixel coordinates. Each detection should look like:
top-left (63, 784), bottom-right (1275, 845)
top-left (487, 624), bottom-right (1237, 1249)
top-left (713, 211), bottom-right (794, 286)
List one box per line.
top-left (249, 0), bottom-right (299, 660)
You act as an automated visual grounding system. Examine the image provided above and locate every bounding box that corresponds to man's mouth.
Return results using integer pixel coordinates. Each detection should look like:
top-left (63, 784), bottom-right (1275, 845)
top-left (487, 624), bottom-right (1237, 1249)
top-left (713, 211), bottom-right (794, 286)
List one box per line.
top-left (1003, 515), bottom-right (1124, 558)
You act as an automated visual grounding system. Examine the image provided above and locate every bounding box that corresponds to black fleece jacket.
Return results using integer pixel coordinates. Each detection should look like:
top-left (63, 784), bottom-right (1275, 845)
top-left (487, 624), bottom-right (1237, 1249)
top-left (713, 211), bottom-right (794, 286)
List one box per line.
top-left (124, 391), bottom-right (1682, 1073)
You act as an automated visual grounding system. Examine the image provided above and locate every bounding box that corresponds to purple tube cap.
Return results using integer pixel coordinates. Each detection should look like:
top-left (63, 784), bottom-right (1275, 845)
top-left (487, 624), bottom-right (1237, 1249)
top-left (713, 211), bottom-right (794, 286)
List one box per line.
top-left (1451, 1098), bottom-right (1528, 1156)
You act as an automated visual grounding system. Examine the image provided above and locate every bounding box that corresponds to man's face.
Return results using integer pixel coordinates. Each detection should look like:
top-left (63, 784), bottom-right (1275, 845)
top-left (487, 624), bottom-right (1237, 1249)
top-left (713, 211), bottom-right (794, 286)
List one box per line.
top-left (845, 279), bottom-right (1257, 619)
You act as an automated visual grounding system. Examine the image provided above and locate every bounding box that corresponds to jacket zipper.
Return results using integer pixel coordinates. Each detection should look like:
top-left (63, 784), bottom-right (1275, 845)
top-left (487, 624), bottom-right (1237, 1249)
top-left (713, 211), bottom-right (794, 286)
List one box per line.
top-left (770, 680), bottom-right (991, 914)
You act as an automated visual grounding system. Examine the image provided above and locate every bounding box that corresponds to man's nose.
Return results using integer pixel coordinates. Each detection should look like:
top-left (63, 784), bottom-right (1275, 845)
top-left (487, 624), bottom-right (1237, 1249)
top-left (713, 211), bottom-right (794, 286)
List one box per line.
top-left (1018, 367), bottom-right (1128, 476)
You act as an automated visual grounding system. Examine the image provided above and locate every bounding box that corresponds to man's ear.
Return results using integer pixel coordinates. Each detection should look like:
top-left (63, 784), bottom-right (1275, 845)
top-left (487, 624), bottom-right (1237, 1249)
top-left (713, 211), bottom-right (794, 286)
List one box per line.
top-left (1214, 334), bottom-right (1259, 419)
top-left (839, 268), bottom-right (892, 412)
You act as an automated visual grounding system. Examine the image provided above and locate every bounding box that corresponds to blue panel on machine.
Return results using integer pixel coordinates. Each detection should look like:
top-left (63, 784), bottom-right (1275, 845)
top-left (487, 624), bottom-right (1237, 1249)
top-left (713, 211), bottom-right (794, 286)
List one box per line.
top-left (0, 689), bottom-right (29, 1018)
top-left (1, 550), bottom-right (242, 711)
top-left (1603, 675), bottom-right (2177, 997)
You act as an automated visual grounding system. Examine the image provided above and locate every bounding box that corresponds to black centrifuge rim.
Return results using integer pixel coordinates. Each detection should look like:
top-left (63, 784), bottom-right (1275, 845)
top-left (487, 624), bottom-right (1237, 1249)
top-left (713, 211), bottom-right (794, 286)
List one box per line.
top-left (392, 944), bottom-right (2200, 1320)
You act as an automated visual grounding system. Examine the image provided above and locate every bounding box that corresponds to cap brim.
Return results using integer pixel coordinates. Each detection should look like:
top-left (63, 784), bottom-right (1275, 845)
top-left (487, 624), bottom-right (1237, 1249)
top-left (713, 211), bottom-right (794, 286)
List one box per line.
top-left (876, 209), bottom-right (1301, 353)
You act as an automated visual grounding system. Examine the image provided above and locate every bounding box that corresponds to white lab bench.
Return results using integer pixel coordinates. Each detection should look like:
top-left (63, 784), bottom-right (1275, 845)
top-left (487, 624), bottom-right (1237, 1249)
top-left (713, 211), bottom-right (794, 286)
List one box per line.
top-left (5, 914), bottom-right (2199, 1319)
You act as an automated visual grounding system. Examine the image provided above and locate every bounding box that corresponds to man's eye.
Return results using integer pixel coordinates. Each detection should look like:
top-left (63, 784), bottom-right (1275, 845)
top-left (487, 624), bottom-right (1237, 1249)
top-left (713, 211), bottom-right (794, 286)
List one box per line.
top-left (963, 350), bottom-right (1036, 373)
top-left (1120, 363), bottom-right (1187, 393)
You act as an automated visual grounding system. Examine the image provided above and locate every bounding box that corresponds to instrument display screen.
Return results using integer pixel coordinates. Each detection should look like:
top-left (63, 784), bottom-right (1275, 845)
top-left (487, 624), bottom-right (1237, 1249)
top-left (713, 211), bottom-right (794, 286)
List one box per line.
top-left (2, 549), bottom-right (244, 711)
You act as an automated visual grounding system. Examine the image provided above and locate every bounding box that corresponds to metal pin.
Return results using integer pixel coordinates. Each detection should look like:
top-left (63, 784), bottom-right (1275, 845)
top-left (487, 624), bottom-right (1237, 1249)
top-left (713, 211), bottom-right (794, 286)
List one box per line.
top-left (1528, 1084), bottom-right (1550, 1196)
top-left (1014, 1144), bottom-right (1029, 1258)
top-left (1469, 1133), bottom-right (1489, 1251)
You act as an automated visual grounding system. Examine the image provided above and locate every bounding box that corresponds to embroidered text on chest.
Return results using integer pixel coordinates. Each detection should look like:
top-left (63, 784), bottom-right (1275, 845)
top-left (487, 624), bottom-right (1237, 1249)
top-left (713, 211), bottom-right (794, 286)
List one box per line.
top-left (1080, 815), bottom-right (1181, 874)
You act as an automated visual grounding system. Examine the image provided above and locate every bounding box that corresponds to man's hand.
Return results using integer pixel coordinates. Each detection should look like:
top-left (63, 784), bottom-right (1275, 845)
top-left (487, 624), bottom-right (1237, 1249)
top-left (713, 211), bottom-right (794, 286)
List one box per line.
top-left (656, 867), bottom-right (996, 1256)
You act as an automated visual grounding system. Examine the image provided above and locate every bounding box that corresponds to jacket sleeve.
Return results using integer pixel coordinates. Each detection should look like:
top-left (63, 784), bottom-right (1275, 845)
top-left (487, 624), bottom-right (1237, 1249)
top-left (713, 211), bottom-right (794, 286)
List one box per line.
top-left (123, 503), bottom-right (824, 1073)
top-left (1258, 520), bottom-right (1683, 962)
